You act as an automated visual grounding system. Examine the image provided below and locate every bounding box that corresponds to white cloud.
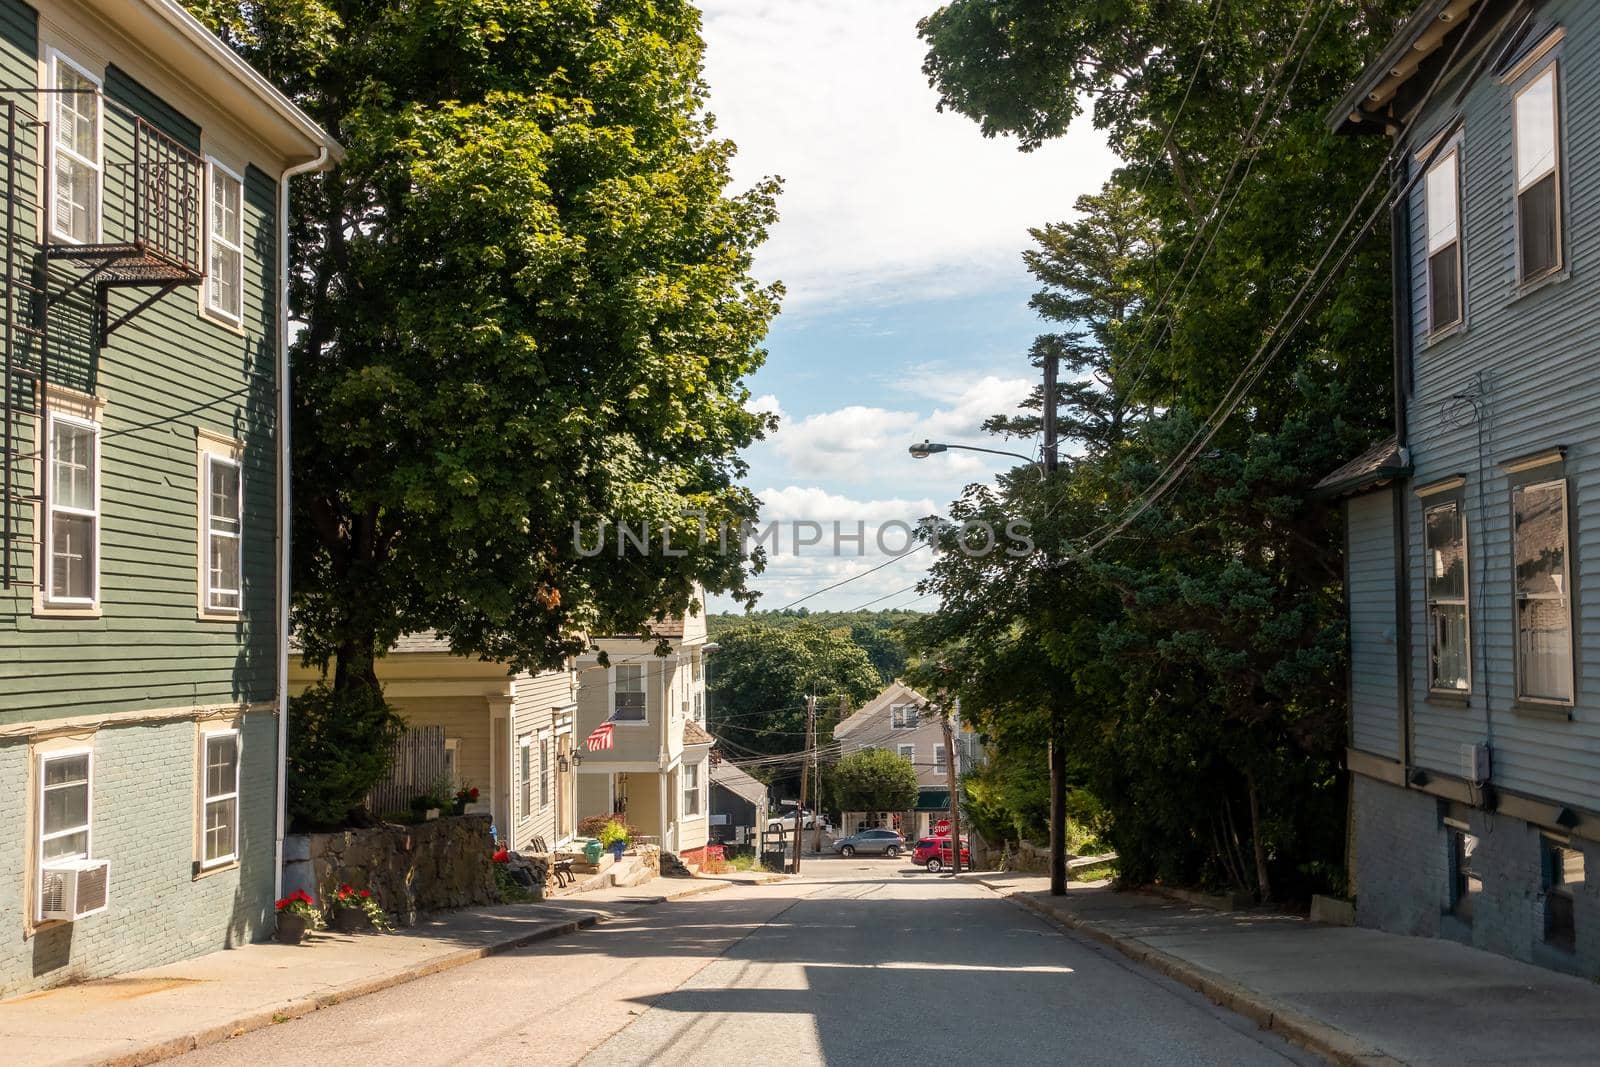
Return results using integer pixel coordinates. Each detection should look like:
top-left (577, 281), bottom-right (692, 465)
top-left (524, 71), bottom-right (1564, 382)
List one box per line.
top-left (699, 0), bottom-right (1120, 310)
top-left (769, 373), bottom-right (1033, 484)
top-left (746, 392), bottom-right (785, 421)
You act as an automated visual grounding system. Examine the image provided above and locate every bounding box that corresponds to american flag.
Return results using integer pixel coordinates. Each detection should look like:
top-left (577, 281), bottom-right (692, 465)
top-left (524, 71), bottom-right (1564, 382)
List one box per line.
top-left (585, 721), bottom-right (615, 752)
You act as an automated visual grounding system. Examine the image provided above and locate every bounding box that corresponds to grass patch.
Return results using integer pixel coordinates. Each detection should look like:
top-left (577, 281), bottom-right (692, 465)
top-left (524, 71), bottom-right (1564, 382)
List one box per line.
top-left (1070, 862), bottom-right (1117, 883)
top-left (727, 853), bottom-right (768, 873)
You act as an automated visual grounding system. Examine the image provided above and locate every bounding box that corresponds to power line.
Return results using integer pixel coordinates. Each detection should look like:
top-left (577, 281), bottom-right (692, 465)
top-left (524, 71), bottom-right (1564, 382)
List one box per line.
top-left (1075, 0), bottom-right (1495, 559)
top-left (770, 543), bottom-right (931, 612)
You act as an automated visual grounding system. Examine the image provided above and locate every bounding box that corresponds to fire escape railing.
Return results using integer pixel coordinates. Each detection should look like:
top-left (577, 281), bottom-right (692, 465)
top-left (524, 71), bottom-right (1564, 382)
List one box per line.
top-left (2, 88), bottom-right (205, 590)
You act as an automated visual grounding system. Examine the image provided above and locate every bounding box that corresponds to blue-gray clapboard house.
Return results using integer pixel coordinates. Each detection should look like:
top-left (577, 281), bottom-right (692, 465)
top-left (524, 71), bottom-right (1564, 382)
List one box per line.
top-left (1322, 0), bottom-right (1600, 974)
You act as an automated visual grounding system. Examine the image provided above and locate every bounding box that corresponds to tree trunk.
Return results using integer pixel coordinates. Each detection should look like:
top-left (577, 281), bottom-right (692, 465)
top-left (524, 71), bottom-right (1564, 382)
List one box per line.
top-left (1246, 772), bottom-right (1272, 903)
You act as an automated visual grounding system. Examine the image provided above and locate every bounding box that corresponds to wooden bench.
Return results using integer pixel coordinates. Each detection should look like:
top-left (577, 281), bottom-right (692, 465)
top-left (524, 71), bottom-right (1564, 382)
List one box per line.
top-left (530, 836), bottom-right (574, 888)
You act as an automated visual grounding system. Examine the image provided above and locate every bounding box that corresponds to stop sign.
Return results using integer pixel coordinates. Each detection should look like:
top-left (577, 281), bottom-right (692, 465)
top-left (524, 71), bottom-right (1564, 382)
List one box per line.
top-left (933, 820), bottom-right (951, 835)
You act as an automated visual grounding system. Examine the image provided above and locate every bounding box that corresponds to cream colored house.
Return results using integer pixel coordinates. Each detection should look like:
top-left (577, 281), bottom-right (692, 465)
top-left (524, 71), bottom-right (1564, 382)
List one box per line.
top-left (834, 681), bottom-right (980, 839)
top-left (575, 607), bottom-right (715, 862)
top-left (290, 634), bottom-right (579, 850)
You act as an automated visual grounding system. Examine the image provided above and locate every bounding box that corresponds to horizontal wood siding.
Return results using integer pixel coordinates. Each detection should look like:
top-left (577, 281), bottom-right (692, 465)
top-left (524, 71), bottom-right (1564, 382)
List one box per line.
top-left (1348, 490), bottom-right (1402, 760)
top-left (510, 669), bottom-right (568, 848)
top-left (0, 15), bottom-right (280, 725)
top-left (388, 697), bottom-right (493, 805)
top-left (1401, 0), bottom-right (1600, 807)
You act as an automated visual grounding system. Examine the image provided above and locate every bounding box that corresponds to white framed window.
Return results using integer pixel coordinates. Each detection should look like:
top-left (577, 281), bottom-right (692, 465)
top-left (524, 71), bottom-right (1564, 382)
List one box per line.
top-left (935, 743), bottom-right (947, 767)
top-left (47, 51), bottom-right (101, 244)
top-left (518, 736), bottom-right (532, 819)
top-left (443, 737), bottom-right (460, 788)
top-left (1423, 500), bottom-right (1470, 693)
top-left (39, 749), bottom-right (92, 867)
top-left (897, 743), bottom-right (914, 760)
top-left (1425, 145), bottom-right (1463, 334)
top-left (1513, 479), bottom-right (1573, 703)
top-left (693, 691), bottom-right (703, 722)
top-left (612, 663), bottom-right (646, 722)
top-left (539, 734), bottom-right (551, 808)
top-left (890, 704), bottom-right (919, 729)
top-left (681, 760), bottom-right (702, 816)
top-left (205, 159), bottom-right (244, 322)
top-left (1514, 64), bottom-right (1561, 283)
top-left (203, 453), bottom-right (242, 613)
top-left (46, 411), bottom-right (99, 606)
top-left (200, 729), bottom-right (240, 868)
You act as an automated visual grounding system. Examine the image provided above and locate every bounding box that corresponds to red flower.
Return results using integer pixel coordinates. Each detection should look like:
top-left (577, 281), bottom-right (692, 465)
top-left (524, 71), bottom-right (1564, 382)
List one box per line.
top-left (360, 890), bottom-right (371, 899)
top-left (469, 787), bottom-right (479, 799)
top-left (492, 848), bottom-right (509, 864)
top-left (340, 884), bottom-right (353, 895)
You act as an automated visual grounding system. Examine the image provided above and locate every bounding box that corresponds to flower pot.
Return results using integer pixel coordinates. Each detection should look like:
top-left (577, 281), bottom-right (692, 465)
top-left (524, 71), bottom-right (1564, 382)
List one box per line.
top-left (424, 808), bottom-right (441, 821)
top-left (584, 840), bottom-right (603, 864)
top-left (610, 841), bottom-right (626, 861)
top-left (332, 906), bottom-right (370, 934)
top-left (452, 800), bottom-right (467, 816)
top-left (275, 912), bottom-right (309, 945)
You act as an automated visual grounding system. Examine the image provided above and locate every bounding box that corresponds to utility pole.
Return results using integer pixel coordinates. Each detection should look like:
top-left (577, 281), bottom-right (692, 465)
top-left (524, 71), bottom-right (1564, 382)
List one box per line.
top-left (792, 693), bottom-right (816, 874)
top-left (813, 695), bottom-right (843, 855)
top-left (940, 702), bottom-right (962, 877)
top-left (1043, 353), bottom-right (1067, 897)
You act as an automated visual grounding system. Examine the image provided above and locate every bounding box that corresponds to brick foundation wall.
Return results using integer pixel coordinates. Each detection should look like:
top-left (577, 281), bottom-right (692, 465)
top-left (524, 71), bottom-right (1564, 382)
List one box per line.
top-left (1352, 771), bottom-right (1600, 977)
top-left (0, 713), bottom-right (278, 1000)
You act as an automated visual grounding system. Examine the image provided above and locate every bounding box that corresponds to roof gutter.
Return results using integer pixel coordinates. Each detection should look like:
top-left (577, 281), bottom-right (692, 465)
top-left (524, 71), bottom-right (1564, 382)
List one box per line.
top-left (146, 0), bottom-right (342, 159)
top-left (273, 146), bottom-right (332, 906)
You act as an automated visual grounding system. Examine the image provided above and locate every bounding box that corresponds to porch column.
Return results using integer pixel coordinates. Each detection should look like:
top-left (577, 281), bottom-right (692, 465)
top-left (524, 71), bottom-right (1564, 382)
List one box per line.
top-left (487, 695), bottom-right (513, 843)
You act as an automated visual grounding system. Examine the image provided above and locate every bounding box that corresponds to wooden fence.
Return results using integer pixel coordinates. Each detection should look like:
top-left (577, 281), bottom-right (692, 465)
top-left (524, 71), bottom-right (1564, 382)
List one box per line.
top-left (365, 726), bottom-right (448, 815)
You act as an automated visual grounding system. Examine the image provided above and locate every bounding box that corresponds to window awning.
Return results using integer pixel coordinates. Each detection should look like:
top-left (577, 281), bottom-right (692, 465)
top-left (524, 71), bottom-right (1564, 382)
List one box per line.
top-left (916, 788), bottom-right (951, 811)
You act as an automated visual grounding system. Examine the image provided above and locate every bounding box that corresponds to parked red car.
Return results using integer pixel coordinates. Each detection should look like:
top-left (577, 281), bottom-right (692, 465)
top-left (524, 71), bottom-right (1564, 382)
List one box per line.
top-left (912, 836), bottom-right (970, 872)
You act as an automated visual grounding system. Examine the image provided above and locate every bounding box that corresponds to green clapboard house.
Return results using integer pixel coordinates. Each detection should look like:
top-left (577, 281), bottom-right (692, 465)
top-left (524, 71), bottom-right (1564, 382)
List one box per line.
top-left (0, 0), bottom-right (337, 996)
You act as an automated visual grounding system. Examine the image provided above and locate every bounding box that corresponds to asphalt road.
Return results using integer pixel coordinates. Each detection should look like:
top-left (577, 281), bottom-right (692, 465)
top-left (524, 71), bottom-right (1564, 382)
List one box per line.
top-left (174, 859), bottom-right (1322, 1067)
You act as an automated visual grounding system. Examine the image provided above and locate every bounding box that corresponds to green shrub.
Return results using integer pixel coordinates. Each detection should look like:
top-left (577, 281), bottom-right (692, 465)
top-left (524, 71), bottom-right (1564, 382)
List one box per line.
top-left (597, 820), bottom-right (630, 848)
top-left (286, 682), bottom-right (405, 831)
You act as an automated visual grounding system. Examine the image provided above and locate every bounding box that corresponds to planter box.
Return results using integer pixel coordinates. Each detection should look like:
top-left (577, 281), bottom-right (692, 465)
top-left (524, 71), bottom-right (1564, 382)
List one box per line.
top-left (332, 906), bottom-right (371, 934)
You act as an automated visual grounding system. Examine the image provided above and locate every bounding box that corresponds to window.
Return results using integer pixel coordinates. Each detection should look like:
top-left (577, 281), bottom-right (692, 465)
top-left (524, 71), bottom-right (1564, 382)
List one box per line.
top-left (613, 664), bottom-right (646, 721)
top-left (897, 743), bottom-right (914, 760)
top-left (443, 738), bottom-right (460, 788)
top-left (203, 454), bottom-right (242, 613)
top-left (46, 413), bottom-right (98, 606)
top-left (1515, 65), bottom-right (1561, 283)
top-left (518, 737), bottom-right (532, 819)
top-left (1425, 146), bottom-right (1462, 333)
top-left (1543, 839), bottom-right (1582, 952)
top-left (539, 735), bottom-right (550, 808)
top-left (1513, 480), bottom-right (1573, 703)
top-left (49, 53), bottom-right (100, 243)
top-left (1423, 501), bottom-right (1469, 693)
top-left (200, 731), bottom-right (240, 867)
top-left (682, 761), bottom-right (701, 816)
top-left (1448, 829), bottom-right (1480, 924)
top-left (206, 161), bottom-right (244, 321)
top-left (39, 750), bottom-right (91, 867)
top-left (934, 743), bottom-right (947, 767)
top-left (890, 704), bottom-right (919, 729)
top-left (693, 691), bottom-right (703, 722)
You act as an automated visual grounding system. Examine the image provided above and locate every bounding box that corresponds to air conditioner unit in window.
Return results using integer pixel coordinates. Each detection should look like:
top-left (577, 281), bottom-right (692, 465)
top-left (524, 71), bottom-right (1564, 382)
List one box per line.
top-left (39, 859), bottom-right (111, 921)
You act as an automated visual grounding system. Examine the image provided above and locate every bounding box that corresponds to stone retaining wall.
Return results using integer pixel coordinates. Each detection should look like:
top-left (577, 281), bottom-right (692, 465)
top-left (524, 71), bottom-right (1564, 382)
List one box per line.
top-left (283, 815), bottom-right (496, 926)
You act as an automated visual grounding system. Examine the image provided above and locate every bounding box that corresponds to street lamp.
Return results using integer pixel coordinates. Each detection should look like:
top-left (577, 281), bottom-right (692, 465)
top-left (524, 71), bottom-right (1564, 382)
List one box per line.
top-left (908, 440), bottom-right (1039, 465)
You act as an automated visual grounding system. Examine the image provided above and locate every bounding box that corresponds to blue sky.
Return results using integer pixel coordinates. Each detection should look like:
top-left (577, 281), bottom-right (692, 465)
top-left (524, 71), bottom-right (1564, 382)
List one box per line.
top-left (697, 1), bottom-right (1118, 612)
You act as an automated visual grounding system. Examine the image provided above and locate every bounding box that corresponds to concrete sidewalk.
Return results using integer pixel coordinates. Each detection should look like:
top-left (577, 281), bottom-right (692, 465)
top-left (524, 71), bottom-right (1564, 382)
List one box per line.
top-left (0, 874), bottom-right (749, 1067)
top-left (970, 871), bottom-right (1600, 1066)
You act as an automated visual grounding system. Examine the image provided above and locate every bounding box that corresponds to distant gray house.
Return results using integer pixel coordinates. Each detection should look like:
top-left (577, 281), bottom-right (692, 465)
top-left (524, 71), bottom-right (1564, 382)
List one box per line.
top-left (1323, 0), bottom-right (1598, 973)
top-left (833, 681), bottom-right (980, 839)
top-left (709, 761), bottom-right (768, 848)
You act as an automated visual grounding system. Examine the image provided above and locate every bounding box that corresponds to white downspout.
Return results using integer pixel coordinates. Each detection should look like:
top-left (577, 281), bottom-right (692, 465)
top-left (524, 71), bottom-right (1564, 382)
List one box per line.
top-left (274, 147), bottom-right (329, 904)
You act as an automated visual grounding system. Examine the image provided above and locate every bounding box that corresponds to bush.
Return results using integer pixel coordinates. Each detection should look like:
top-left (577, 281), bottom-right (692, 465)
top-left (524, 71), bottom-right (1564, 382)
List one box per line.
top-left (832, 749), bottom-right (920, 813)
top-left (286, 682), bottom-right (405, 831)
top-left (597, 820), bottom-right (630, 848)
top-left (579, 812), bottom-right (641, 840)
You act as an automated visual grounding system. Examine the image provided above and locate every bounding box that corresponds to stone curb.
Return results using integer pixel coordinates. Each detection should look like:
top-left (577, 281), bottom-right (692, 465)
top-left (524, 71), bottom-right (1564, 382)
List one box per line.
top-left (978, 881), bottom-right (1406, 1067)
top-left (73, 881), bottom-right (745, 1067)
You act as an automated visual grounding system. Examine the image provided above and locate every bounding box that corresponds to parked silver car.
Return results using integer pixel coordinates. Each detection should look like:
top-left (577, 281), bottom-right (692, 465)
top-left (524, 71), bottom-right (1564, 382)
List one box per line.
top-left (831, 829), bottom-right (905, 858)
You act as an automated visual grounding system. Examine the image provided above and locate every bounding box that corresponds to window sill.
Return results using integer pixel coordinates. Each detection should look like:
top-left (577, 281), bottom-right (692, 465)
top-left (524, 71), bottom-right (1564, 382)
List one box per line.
top-left (611, 720), bottom-right (650, 728)
top-left (197, 609), bottom-right (243, 623)
top-left (33, 604), bottom-right (103, 620)
top-left (1424, 321), bottom-right (1467, 347)
top-left (193, 859), bottom-right (239, 882)
top-left (1511, 699), bottom-right (1574, 721)
top-left (198, 307), bottom-right (248, 335)
top-left (1509, 266), bottom-right (1569, 305)
top-left (1425, 691), bottom-right (1471, 709)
